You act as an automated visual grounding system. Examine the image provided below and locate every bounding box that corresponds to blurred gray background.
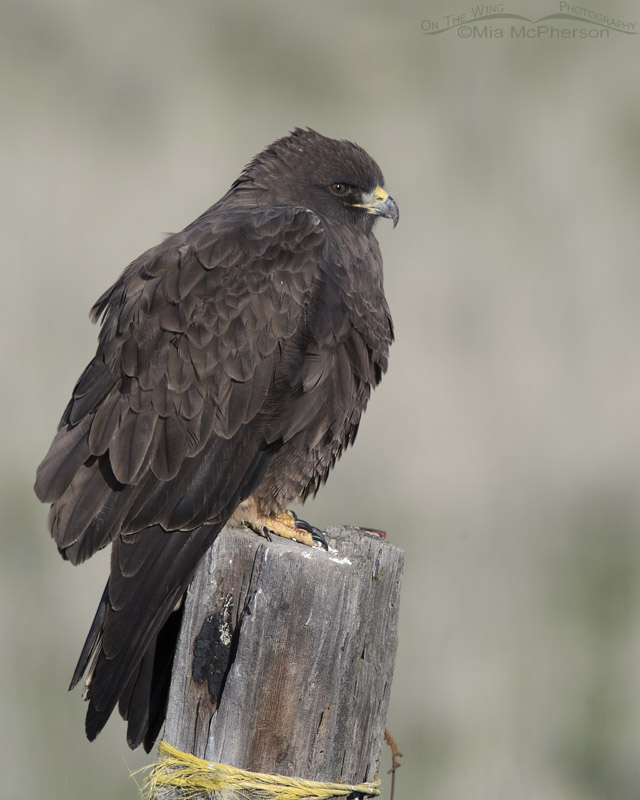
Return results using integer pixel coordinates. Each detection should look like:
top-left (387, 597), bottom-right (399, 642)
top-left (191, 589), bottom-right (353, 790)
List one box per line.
top-left (3, 1), bottom-right (640, 798)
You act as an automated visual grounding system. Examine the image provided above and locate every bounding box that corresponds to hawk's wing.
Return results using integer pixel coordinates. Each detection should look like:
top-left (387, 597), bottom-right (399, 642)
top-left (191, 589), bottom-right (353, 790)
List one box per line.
top-left (36, 205), bottom-right (328, 562)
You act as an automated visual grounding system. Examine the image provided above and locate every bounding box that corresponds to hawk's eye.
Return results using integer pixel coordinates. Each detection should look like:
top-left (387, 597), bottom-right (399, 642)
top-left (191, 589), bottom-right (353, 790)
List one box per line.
top-left (330, 183), bottom-right (348, 195)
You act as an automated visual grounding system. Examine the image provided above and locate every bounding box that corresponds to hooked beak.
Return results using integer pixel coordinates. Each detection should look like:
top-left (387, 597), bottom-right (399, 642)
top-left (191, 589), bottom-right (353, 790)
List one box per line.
top-left (354, 186), bottom-right (399, 228)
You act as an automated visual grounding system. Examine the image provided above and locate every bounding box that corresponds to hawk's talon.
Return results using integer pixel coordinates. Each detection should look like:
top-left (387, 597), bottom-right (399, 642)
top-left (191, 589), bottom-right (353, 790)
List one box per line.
top-left (261, 525), bottom-right (273, 542)
top-left (295, 518), bottom-right (329, 550)
top-left (311, 528), bottom-right (329, 550)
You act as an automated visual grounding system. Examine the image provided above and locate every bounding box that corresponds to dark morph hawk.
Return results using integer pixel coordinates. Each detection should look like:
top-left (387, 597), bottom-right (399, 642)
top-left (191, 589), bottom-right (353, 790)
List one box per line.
top-left (35, 128), bottom-right (397, 751)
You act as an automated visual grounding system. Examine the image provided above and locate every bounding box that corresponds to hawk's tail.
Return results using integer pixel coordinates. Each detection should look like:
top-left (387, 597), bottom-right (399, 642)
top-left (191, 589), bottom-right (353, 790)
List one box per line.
top-left (71, 522), bottom-right (223, 751)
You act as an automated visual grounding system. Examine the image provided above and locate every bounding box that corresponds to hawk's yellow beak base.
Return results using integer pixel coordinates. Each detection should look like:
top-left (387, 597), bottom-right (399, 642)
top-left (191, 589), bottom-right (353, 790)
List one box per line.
top-left (354, 186), bottom-right (399, 227)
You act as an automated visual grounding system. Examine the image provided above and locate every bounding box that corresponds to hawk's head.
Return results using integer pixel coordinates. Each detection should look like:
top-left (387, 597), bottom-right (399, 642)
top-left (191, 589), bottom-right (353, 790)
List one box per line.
top-left (231, 128), bottom-right (399, 231)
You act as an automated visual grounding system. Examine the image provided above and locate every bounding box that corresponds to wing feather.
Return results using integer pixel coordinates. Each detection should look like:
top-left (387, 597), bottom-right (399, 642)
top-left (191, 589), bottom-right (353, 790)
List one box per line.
top-left (150, 415), bottom-right (186, 481)
top-left (109, 410), bottom-right (158, 484)
top-left (88, 394), bottom-right (128, 456)
top-left (34, 415), bottom-right (92, 503)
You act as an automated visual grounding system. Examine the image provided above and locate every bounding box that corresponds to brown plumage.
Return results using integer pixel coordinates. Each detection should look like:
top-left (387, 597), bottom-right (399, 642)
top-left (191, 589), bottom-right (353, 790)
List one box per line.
top-left (34, 128), bottom-right (397, 750)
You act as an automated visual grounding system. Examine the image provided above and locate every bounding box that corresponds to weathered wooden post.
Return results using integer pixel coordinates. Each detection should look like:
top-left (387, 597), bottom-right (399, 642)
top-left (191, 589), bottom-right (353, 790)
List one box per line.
top-left (152, 523), bottom-right (403, 798)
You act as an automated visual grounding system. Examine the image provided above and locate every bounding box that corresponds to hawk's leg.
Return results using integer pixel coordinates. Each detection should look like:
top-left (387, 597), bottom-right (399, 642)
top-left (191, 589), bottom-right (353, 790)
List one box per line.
top-left (249, 510), bottom-right (328, 550)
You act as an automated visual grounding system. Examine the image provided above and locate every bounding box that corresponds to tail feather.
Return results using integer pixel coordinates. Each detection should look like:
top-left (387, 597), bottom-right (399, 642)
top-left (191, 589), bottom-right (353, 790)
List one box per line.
top-left (115, 606), bottom-right (184, 751)
top-left (75, 522), bottom-right (223, 748)
top-left (70, 584), bottom-right (108, 691)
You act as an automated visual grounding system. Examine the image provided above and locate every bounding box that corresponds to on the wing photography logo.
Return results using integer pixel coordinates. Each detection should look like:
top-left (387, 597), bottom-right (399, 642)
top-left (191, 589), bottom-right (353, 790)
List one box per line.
top-left (421, 2), bottom-right (637, 39)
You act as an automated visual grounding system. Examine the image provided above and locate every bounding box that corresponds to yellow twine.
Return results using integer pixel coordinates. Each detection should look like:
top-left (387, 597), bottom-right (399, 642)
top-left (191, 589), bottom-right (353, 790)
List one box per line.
top-left (141, 740), bottom-right (380, 800)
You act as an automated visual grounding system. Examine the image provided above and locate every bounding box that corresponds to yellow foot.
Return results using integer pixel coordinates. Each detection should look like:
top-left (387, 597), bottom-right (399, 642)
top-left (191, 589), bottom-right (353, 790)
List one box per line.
top-left (249, 510), bottom-right (328, 550)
